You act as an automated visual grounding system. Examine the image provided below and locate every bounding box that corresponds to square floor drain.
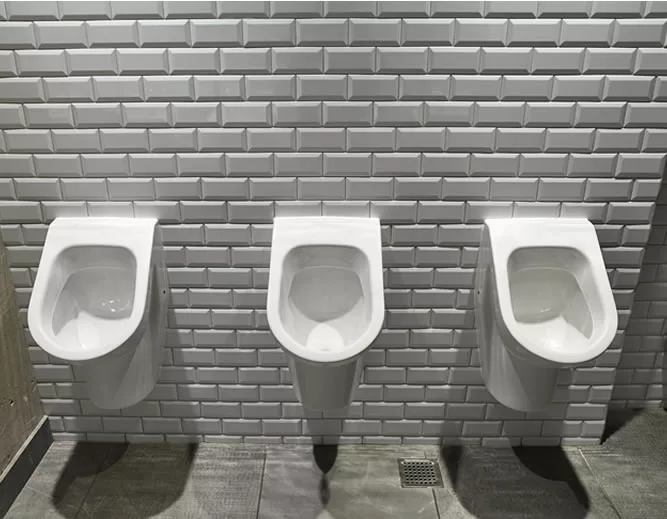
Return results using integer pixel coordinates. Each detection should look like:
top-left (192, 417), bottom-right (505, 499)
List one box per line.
top-left (398, 458), bottom-right (444, 488)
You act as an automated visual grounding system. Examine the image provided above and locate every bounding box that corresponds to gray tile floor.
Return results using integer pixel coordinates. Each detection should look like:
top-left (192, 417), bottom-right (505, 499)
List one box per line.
top-left (5, 409), bottom-right (666, 519)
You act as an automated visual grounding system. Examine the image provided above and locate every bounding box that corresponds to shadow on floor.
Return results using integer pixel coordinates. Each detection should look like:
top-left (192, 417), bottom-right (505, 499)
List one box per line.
top-left (579, 409), bottom-right (667, 518)
top-left (441, 445), bottom-right (590, 518)
top-left (50, 443), bottom-right (125, 510)
top-left (53, 443), bottom-right (198, 518)
top-left (313, 443), bottom-right (338, 505)
top-left (598, 407), bottom-right (667, 455)
top-left (301, 412), bottom-right (344, 508)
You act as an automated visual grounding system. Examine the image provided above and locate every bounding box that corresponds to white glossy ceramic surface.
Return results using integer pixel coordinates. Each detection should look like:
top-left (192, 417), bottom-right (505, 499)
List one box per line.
top-left (267, 217), bottom-right (384, 410)
top-left (475, 218), bottom-right (618, 411)
top-left (28, 218), bottom-right (168, 409)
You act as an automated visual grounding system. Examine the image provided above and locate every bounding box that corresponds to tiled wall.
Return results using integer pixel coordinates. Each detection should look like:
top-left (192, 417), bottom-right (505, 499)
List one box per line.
top-left (1, 1), bottom-right (666, 446)
top-left (613, 172), bottom-right (666, 408)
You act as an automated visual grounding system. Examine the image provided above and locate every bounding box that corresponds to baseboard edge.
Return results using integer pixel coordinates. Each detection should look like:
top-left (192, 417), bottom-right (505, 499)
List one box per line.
top-left (0, 416), bottom-right (52, 517)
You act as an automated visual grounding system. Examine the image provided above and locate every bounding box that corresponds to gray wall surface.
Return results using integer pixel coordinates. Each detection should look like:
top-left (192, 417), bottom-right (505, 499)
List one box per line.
top-left (0, 1), bottom-right (666, 446)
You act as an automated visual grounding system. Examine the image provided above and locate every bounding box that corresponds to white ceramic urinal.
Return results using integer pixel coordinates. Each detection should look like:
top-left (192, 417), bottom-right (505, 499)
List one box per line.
top-left (267, 217), bottom-right (384, 411)
top-left (28, 218), bottom-right (168, 409)
top-left (475, 218), bottom-right (618, 411)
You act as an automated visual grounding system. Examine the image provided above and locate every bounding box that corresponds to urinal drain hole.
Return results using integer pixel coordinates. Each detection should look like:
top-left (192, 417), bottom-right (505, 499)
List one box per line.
top-left (397, 458), bottom-right (443, 488)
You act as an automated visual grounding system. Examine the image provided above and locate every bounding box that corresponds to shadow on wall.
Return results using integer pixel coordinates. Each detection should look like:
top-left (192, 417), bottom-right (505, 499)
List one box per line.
top-left (613, 165), bottom-right (667, 410)
top-left (601, 408), bottom-right (640, 443)
top-left (441, 446), bottom-right (590, 518)
top-left (52, 443), bottom-right (197, 518)
top-left (303, 404), bottom-right (344, 443)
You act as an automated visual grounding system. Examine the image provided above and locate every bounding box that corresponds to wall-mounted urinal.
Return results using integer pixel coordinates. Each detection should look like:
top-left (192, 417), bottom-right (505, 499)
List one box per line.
top-left (28, 218), bottom-right (168, 409)
top-left (475, 218), bottom-right (618, 411)
top-left (267, 217), bottom-right (384, 411)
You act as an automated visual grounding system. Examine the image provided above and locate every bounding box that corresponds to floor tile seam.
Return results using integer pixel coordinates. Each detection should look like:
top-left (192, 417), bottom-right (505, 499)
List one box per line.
top-left (587, 450), bottom-right (657, 455)
top-left (255, 450), bottom-right (268, 519)
top-left (21, 483), bottom-right (51, 501)
top-left (21, 479), bottom-right (84, 517)
top-left (577, 448), bottom-right (624, 519)
top-left (406, 446), bottom-right (447, 518)
top-left (581, 446), bottom-right (661, 457)
top-left (73, 443), bottom-right (114, 519)
top-left (431, 487), bottom-right (442, 519)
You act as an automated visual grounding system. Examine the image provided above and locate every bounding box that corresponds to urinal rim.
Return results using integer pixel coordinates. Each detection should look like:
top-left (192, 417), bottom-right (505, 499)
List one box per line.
top-left (267, 216), bottom-right (385, 365)
top-left (485, 218), bottom-right (618, 366)
top-left (28, 218), bottom-right (156, 363)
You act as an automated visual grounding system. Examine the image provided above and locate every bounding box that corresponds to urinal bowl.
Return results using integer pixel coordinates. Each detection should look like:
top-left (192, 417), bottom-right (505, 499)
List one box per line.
top-left (476, 252), bottom-right (564, 411)
top-left (79, 248), bottom-right (167, 410)
top-left (282, 245), bottom-right (371, 410)
top-left (28, 218), bottom-right (168, 409)
top-left (475, 219), bottom-right (617, 412)
top-left (267, 217), bottom-right (384, 412)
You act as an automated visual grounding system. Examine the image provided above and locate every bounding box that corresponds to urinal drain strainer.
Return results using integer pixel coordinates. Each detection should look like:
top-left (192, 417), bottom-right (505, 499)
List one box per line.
top-left (397, 458), bottom-right (443, 488)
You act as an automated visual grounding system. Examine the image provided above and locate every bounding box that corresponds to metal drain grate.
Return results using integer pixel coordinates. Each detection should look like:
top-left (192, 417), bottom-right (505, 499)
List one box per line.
top-left (398, 458), bottom-right (444, 488)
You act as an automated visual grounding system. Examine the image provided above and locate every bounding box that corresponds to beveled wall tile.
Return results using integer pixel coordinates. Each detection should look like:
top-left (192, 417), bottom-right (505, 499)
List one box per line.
top-left (1, 0), bottom-right (664, 445)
